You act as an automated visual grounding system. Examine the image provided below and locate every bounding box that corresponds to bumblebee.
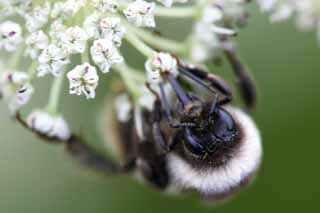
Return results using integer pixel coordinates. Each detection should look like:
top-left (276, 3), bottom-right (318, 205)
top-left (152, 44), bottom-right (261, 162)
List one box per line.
top-left (15, 50), bottom-right (262, 202)
top-left (100, 52), bottom-right (262, 202)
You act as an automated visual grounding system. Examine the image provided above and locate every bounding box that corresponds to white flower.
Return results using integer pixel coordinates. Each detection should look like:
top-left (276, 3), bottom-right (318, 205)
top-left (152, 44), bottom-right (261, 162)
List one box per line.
top-left (157, 0), bottom-right (188, 8)
top-left (90, 39), bottom-right (123, 73)
top-left (25, 30), bottom-right (49, 59)
top-left (60, 26), bottom-right (88, 54)
top-left (67, 63), bottom-right (99, 99)
top-left (27, 110), bottom-right (71, 140)
top-left (0, 71), bottom-right (34, 113)
top-left (124, 0), bottom-right (156, 28)
top-left (37, 44), bottom-right (70, 77)
top-left (145, 52), bottom-right (178, 84)
top-left (51, 0), bottom-right (86, 19)
top-left (189, 22), bottom-right (220, 63)
top-left (114, 93), bottom-right (132, 122)
top-left (100, 17), bottom-right (126, 47)
top-left (83, 12), bottom-right (102, 39)
top-left (0, 21), bottom-right (22, 52)
top-left (49, 21), bottom-right (66, 44)
top-left (92, 0), bottom-right (119, 13)
top-left (270, 3), bottom-right (294, 22)
top-left (84, 14), bottom-right (126, 46)
top-left (214, 0), bottom-right (249, 24)
top-left (202, 5), bottom-right (236, 35)
top-left (25, 2), bottom-right (51, 32)
top-left (51, 2), bottom-right (64, 19)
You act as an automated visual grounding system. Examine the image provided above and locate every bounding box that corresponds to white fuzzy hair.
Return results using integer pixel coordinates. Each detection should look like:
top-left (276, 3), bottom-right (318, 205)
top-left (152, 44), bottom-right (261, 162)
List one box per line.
top-left (166, 106), bottom-right (262, 195)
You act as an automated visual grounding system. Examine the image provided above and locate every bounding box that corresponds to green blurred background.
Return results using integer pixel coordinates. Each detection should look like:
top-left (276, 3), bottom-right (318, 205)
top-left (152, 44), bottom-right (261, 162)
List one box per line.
top-left (1, 5), bottom-right (320, 213)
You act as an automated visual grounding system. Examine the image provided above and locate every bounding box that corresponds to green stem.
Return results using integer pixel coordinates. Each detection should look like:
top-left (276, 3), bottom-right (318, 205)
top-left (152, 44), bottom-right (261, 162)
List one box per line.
top-left (154, 6), bottom-right (197, 18)
top-left (81, 45), bottom-right (91, 64)
top-left (46, 72), bottom-right (65, 115)
top-left (8, 45), bottom-right (25, 70)
top-left (113, 63), bottom-right (143, 100)
top-left (124, 29), bottom-right (154, 58)
top-left (27, 60), bottom-right (38, 81)
top-left (125, 23), bottom-right (186, 54)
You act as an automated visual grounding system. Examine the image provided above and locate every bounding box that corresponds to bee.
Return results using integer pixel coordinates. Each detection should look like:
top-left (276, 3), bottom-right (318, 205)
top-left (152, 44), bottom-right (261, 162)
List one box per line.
top-left (15, 50), bottom-right (261, 203)
top-left (98, 51), bottom-right (262, 202)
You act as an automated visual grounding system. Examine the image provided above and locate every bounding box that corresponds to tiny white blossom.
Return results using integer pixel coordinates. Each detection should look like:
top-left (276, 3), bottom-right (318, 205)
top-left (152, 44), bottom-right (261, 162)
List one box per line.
top-left (0, 21), bottom-right (22, 52)
top-left (37, 44), bottom-right (70, 77)
top-left (92, 0), bottom-right (119, 13)
top-left (83, 12), bottom-right (102, 39)
top-left (67, 63), bottom-right (99, 99)
top-left (124, 0), bottom-right (156, 28)
top-left (90, 39), bottom-right (123, 73)
top-left (0, 71), bottom-right (34, 113)
top-left (157, 0), bottom-right (188, 8)
top-left (145, 52), bottom-right (178, 84)
top-left (51, 0), bottom-right (86, 19)
top-left (202, 5), bottom-right (236, 35)
top-left (25, 30), bottom-right (49, 59)
top-left (189, 22), bottom-right (220, 63)
top-left (60, 26), bottom-right (88, 54)
top-left (100, 17), bottom-right (126, 47)
top-left (27, 110), bottom-right (71, 140)
top-left (25, 2), bottom-right (51, 32)
top-left (49, 21), bottom-right (66, 44)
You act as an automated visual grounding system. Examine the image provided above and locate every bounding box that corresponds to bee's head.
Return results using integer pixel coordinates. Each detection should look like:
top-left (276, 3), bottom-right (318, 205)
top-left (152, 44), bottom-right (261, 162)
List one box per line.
top-left (180, 103), bottom-right (238, 159)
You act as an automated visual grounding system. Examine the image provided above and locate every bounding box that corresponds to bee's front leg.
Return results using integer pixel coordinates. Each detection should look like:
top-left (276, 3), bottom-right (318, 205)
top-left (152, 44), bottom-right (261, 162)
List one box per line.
top-left (66, 135), bottom-right (135, 175)
top-left (15, 113), bottom-right (135, 176)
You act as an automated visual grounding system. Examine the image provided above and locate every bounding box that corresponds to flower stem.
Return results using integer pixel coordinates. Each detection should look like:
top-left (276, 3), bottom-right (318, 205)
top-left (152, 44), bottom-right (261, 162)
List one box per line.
top-left (46, 72), bottom-right (65, 115)
top-left (113, 63), bottom-right (143, 100)
top-left (124, 29), bottom-right (154, 58)
top-left (125, 23), bottom-right (186, 54)
top-left (27, 60), bottom-right (38, 81)
top-left (154, 6), bottom-right (197, 18)
top-left (8, 45), bottom-right (25, 70)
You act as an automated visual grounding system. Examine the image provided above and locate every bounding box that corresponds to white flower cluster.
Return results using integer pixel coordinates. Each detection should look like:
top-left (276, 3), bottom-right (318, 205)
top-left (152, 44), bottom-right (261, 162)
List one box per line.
top-left (0, 0), bottom-right (267, 140)
top-left (189, 0), bottom-right (249, 63)
top-left (258, 0), bottom-right (320, 43)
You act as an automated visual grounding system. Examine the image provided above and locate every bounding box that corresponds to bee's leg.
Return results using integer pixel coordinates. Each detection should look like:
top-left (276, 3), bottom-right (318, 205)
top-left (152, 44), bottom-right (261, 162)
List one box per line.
top-left (66, 135), bottom-right (135, 175)
top-left (136, 141), bottom-right (170, 190)
top-left (178, 66), bottom-right (233, 101)
top-left (146, 82), bottom-right (194, 128)
top-left (223, 48), bottom-right (257, 109)
top-left (158, 82), bottom-right (195, 128)
top-left (15, 113), bottom-right (135, 176)
top-left (152, 98), bottom-right (169, 152)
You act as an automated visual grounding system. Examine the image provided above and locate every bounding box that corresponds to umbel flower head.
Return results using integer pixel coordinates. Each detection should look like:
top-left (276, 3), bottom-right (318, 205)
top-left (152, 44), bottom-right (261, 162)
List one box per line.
top-left (0, 0), bottom-right (315, 146)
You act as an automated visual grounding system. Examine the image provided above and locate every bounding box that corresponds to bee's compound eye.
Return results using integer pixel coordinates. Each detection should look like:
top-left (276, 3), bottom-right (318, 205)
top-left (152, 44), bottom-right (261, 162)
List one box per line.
top-left (184, 128), bottom-right (205, 156)
top-left (213, 108), bottom-right (237, 141)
